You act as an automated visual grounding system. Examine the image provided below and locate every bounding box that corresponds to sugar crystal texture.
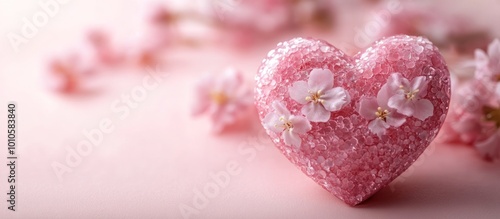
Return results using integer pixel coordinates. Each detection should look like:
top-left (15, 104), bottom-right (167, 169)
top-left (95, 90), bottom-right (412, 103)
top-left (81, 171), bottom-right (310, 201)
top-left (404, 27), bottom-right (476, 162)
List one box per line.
top-left (255, 35), bottom-right (451, 206)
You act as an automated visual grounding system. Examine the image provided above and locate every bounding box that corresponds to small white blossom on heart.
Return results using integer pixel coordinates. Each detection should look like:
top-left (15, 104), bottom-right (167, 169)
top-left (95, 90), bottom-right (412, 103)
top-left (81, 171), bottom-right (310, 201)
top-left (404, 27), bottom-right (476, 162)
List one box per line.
top-left (387, 73), bottom-right (434, 121)
top-left (288, 68), bottom-right (350, 122)
top-left (359, 84), bottom-right (407, 138)
top-left (263, 101), bottom-right (312, 148)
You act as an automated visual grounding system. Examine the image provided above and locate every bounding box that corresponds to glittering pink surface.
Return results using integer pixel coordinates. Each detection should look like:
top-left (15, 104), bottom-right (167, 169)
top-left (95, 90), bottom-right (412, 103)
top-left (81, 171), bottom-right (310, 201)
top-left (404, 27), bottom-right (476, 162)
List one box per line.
top-left (255, 35), bottom-right (451, 206)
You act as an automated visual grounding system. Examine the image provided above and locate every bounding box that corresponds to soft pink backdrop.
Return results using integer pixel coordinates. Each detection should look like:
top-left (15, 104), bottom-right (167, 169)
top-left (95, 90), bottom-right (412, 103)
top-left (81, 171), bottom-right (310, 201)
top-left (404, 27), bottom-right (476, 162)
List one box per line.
top-left (1, 0), bottom-right (500, 218)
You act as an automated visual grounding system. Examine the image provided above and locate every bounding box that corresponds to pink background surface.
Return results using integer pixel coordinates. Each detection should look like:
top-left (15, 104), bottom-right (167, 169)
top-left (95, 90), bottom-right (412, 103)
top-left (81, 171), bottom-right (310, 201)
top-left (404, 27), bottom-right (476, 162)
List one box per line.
top-left (1, 0), bottom-right (500, 218)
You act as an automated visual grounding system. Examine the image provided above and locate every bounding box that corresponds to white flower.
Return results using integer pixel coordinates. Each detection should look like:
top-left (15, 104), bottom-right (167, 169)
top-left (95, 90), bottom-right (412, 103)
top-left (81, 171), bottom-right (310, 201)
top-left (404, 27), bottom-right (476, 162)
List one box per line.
top-left (387, 73), bottom-right (434, 121)
top-left (288, 68), bottom-right (350, 122)
top-left (358, 84), bottom-right (406, 137)
top-left (263, 101), bottom-right (312, 148)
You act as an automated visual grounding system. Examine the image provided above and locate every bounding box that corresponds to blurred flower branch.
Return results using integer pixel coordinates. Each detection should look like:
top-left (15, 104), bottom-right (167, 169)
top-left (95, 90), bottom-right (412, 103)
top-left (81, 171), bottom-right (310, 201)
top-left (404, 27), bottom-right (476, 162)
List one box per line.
top-left (45, 0), bottom-right (337, 94)
top-left (439, 39), bottom-right (500, 161)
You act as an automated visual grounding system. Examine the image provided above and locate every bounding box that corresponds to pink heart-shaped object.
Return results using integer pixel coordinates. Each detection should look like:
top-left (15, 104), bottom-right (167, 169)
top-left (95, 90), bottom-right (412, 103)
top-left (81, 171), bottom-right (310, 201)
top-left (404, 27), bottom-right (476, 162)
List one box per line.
top-left (255, 35), bottom-right (451, 206)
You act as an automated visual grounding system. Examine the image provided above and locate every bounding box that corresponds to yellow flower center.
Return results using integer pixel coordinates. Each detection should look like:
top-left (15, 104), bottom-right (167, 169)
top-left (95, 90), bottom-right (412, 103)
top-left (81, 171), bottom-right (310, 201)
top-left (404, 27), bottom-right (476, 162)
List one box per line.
top-left (400, 85), bottom-right (419, 100)
top-left (278, 116), bottom-right (294, 131)
top-left (211, 92), bottom-right (229, 105)
top-left (484, 106), bottom-right (500, 128)
top-left (305, 90), bottom-right (324, 104)
top-left (375, 107), bottom-right (389, 122)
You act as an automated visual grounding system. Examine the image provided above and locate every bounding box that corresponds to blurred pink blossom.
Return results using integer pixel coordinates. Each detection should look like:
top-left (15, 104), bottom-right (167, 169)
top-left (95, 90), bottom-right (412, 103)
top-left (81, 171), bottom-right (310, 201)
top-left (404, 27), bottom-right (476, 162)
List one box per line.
top-left (87, 30), bottom-right (124, 66)
top-left (475, 39), bottom-right (500, 83)
top-left (440, 39), bottom-right (500, 161)
top-left (443, 80), bottom-right (490, 144)
top-left (125, 36), bottom-right (164, 67)
top-left (450, 112), bottom-right (485, 145)
top-left (213, 0), bottom-right (293, 33)
top-left (45, 51), bottom-right (97, 93)
top-left (192, 68), bottom-right (252, 132)
top-left (145, 5), bottom-right (177, 48)
top-left (373, 2), bottom-right (492, 54)
top-left (375, 6), bottom-right (422, 38)
top-left (474, 101), bottom-right (500, 161)
top-left (211, 0), bottom-right (336, 47)
top-left (475, 130), bottom-right (500, 161)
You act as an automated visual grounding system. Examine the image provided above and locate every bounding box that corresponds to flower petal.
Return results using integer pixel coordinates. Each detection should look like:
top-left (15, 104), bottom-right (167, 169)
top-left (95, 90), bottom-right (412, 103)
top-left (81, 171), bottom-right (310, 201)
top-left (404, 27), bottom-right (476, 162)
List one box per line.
top-left (210, 106), bottom-right (236, 133)
top-left (387, 73), bottom-right (404, 90)
top-left (388, 73), bottom-right (411, 90)
top-left (358, 97), bottom-right (378, 120)
top-left (412, 99), bottom-right (434, 121)
top-left (401, 76), bottom-right (411, 89)
top-left (301, 102), bottom-right (331, 122)
top-left (219, 68), bottom-right (243, 94)
top-left (475, 131), bottom-right (500, 160)
top-left (192, 74), bottom-right (216, 115)
top-left (289, 115), bottom-right (312, 134)
top-left (475, 49), bottom-right (489, 68)
top-left (377, 84), bottom-right (394, 109)
top-left (368, 119), bottom-right (390, 137)
top-left (282, 130), bottom-right (302, 149)
top-left (386, 111), bottom-right (407, 127)
top-left (192, 96), bottom-right (212, 116)
top-left (288, 81), bottom-right (310, 104)
top-left (488, 39), bottom-right (500, 74)
top-left (263, 112), bottom-right (284, 133)
top-left (234, 89), bottom-right (253, 108)
top-left (388, 94), bottom-right (414, 116)
top-left (272, 101), bottom-right (291, 118)
top-left (308, 68), bottom-right (333, 91)
top-left (487, 39), bottom-right (500, 61)
top-left (322, 87), bottom-right (350, 112)
top-left (411, 76), bottom-right (428, 97)
top-left (453, 113), bottom-right (482, 133)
